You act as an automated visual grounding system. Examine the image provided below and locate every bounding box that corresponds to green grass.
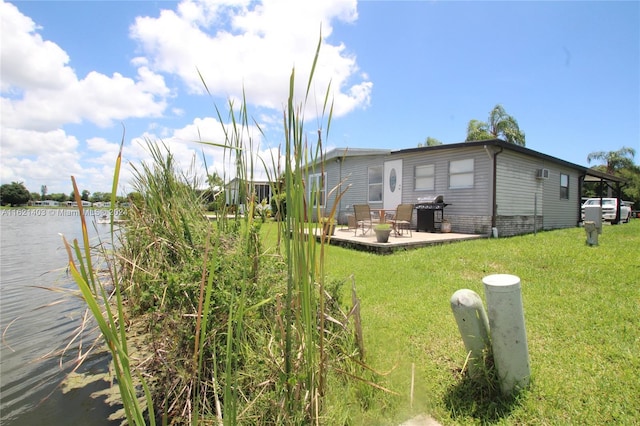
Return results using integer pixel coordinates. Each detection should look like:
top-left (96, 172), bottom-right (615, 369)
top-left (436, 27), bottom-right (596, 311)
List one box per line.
top-left (262, 220), bottom-right (640, 424)
top-left (61, 36), bottom-right (637, 424)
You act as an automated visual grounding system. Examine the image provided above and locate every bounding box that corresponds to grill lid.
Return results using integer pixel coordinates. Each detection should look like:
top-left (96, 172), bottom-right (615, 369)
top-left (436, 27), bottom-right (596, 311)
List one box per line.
top-left (417, 195), bottom-right (444, 204)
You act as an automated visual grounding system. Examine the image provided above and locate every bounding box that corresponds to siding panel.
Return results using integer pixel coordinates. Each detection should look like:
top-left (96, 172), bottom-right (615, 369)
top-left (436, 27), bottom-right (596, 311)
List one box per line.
top-left (323, 154), bottom-right (388, 223)
top-left (542, 165), bottom-right (581, 229)
top-left (496, 151), bottom-right (544, 216)
top-left (399, 146), bottom-right (492, 216)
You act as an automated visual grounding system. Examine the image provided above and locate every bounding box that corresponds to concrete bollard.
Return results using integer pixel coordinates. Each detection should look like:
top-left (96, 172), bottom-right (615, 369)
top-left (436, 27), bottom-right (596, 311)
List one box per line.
top-left (450, 289), bottom-right (490, 377)
top-left (483, 274), bottom-right (530, 395)
top-left (584, 221), bottom-right (599, 246)
top-left (583, 205), bottom-right (602, 234)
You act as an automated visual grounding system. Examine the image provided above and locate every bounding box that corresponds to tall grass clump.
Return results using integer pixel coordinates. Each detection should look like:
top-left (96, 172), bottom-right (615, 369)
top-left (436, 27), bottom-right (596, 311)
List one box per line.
top-left (190, 36), bottom-right (372, 423)
top-left (122, 140), bottom-right (210, 314)
top-left (61, 36), bottom-right (375, 425)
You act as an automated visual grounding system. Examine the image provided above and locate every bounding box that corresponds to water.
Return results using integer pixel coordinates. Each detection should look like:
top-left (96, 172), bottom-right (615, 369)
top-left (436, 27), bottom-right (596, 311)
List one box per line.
top-left (1, 213), bottom-right (120, 425)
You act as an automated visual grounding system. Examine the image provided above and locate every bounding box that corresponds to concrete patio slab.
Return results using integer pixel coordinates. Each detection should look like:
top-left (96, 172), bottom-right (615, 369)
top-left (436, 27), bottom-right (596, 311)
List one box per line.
top-left (313, 226), bottom-right (485, 254)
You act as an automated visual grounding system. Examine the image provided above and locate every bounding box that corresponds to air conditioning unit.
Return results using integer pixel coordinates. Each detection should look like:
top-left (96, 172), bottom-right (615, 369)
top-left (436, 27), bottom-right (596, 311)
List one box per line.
top-left (536, 168), bottom-right (550, 179)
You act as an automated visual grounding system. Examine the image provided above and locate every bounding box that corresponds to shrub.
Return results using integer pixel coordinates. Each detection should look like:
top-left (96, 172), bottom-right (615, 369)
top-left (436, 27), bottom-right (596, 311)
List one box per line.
top-left (270, 192), bottom-right (286, 219)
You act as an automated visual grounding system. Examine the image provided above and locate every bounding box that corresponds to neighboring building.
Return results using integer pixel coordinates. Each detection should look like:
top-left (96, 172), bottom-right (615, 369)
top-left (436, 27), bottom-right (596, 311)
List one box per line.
top-left (314, 139), bottom-right (625, 237)
top-left (34, 200), bottom-right (60, 206)
top-left (225, 178), bottom-right (274, 206)
top-left (67, 201), bottom-right (92, 207)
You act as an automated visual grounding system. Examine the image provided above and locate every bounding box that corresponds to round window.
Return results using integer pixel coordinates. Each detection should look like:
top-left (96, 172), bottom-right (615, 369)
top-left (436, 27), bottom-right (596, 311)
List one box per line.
top-left (389, 169), bottom-right (397, 192)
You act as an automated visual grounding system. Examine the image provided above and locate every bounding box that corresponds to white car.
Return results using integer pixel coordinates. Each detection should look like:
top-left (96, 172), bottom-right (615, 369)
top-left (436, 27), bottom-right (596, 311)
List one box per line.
top-left (581, 198), bottom-right (631, 224)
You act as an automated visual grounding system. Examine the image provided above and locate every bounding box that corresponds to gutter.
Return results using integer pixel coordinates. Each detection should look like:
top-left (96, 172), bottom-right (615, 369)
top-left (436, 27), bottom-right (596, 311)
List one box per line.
top-left (489, 145), bottom-right (503, 229)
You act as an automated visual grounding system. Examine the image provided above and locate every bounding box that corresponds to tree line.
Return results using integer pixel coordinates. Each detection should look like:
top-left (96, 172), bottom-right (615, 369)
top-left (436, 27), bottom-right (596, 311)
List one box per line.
top-left (0, 182), bottom-right (131, 207)
top-left (0, 181), bottom-right (221, 208)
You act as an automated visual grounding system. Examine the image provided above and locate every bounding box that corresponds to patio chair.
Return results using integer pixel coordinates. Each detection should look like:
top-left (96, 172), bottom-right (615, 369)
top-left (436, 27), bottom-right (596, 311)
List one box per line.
top-left (346, 214), bottom-right (357, 232)
top-left (389, 203), bottom-right (414, 237)
top-left (353, 204), bottom-right (378, 236)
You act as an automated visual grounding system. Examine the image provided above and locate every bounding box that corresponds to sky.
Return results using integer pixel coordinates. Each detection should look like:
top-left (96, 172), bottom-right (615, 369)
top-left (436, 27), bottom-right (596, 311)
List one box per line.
top-left (1, 0), bottom-right (639, 196)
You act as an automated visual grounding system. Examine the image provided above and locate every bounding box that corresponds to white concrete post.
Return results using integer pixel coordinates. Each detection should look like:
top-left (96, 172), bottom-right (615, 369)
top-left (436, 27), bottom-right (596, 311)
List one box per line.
top-left (450, 289), bottom-right (490, 377)
top-left (584, 221), bottom-right (599, 246)
top-left (583, 205), bottom-right (602, 234)
top-left (483, 274), bottom-right (530, 395)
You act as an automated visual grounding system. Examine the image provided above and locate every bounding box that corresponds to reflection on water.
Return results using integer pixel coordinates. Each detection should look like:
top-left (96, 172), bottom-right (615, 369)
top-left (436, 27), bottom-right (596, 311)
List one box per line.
top-left (1, 214), bottom-right (120, 425)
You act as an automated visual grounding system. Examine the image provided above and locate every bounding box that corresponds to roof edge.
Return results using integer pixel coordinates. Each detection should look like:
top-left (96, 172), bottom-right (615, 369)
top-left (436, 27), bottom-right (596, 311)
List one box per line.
top-left (394, 139), bottom-right (626, 183)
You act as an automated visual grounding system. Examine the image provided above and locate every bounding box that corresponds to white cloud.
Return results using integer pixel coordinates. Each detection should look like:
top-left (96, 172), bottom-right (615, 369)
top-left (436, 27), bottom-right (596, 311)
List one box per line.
top-left (0, 1), bottom-right (171, 132)
top-left (0, 127), bottom-right (123, 195)
top-left (0, 0), bottom-right (364, 196)
top-left (0, 0), bottom-right (172, 193)
top-left (120, 115), bottom-right (280, 193)
top-left (2, 69), bottom-right (170, 131)
top-left (0, 1), bottom-right (76, 92)
top-left (1, 128), bottom-right (79, 157)
top-left (0, 143), bottom-right (85, 195)
top-left (130, 0), bottom-right (370, 117)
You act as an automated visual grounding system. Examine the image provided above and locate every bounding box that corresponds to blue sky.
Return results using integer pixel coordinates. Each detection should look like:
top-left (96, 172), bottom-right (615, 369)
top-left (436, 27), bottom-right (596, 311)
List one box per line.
top-left (1, 0), bottom-right (638, 195)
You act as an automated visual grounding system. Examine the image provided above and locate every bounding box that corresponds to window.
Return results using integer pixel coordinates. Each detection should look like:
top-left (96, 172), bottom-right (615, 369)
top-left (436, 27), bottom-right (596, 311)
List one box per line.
top-left (368, 166), bottom-right (383, 202)
top-left (308, 173), bottom-right (325, 207)
top-left (252, 183), bottom-right (272, 203)
top-left (415, 164), bottom-right (435, 190)
top-left (560, 173), bottom-right (569, 199)
top-left (449, 158), bottom-right (474, 189)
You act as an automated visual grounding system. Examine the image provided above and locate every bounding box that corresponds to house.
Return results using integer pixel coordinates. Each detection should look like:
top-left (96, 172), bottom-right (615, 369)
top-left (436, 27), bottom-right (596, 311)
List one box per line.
top-left (34, 200), bottom-right (60, 206)
top-left (66, 200), bottom-right (92, 207)
top-left (313, 139), bottom-right (625, 237)
top-left (225, 178), bottom-right (274, 207)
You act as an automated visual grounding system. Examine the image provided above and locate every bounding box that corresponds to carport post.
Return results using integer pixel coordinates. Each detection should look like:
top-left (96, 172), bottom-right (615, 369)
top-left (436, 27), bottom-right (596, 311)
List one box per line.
top-left (483, 274), bottom-right (531, 395)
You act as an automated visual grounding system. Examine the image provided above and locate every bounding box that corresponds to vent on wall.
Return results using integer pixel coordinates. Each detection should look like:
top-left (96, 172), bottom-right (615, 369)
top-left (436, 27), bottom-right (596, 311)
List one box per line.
top-left (536, 168), bottom-right (550, 179)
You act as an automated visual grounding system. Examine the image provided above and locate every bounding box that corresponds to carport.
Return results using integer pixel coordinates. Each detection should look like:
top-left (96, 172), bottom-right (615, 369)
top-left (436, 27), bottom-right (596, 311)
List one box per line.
top-left (579, 168), bottom-right (628, 224)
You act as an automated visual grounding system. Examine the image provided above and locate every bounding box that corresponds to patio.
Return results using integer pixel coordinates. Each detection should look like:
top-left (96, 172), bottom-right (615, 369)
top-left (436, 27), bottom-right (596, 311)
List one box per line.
top-left (313, 226), bottom-right (485, 254)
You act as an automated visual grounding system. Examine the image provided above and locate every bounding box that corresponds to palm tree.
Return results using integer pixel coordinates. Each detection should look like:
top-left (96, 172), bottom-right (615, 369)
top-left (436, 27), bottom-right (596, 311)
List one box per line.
top-left (587, 146), bottom-right (636, 174)
top-left (417, 136), bottom-right (443, 147)
top-left (465, 104), bottom-right (526, 146)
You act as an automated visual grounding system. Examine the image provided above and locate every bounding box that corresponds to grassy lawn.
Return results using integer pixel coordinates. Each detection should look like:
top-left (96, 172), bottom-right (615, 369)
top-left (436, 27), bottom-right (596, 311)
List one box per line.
top-left (264, 219), bottom-right (639, 424)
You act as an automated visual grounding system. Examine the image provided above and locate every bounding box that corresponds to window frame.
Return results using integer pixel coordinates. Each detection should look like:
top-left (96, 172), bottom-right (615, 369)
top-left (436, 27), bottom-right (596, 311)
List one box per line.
top-left (560, 173), bottom-right (569, 200)
top-left (449, 158), bottom-right (475, 189)
top-left (308, 173), bottom-right (326, 208)
top-left (415, 164), bottom-right (435, 191)
top-left (368, 165), bottom-right (383, 203)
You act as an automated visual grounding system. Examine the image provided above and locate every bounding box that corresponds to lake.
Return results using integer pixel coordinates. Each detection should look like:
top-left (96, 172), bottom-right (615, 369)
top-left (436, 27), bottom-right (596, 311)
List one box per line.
top-left (1, 212), bottom-right (121, 425)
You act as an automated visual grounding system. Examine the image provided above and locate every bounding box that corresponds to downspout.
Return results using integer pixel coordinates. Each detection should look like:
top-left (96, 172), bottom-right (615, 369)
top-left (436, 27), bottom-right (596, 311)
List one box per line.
top-left (337, 156), bottom-right (343, 223)
top-left (485, 145), bottom-right (503, 230)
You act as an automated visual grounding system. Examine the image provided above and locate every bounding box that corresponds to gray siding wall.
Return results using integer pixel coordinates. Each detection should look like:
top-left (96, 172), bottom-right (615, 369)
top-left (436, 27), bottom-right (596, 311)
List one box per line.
top-left (398, 146), bottom-right (493, 234)
top-left (495, 150), bottom-right (579, 236)
top-left (541, 165), bottom-right (581, 230)
top-left (325, 146), bottom-right (494, 230)
top-left (494, 150), bottom-right (545, 236)
top-left (496, 150), bottom-right (544, 216)
top-left (321, 145), bottom-right (582, 235)
top-left (323, 153), bottom-right (389, 223)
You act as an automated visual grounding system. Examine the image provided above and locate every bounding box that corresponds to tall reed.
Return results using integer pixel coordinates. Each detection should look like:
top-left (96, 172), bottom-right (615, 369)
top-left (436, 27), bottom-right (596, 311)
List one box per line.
top-left (193, 35), bottom-right (366, 423)
top-left (62, 139), bottom-right (154, 425)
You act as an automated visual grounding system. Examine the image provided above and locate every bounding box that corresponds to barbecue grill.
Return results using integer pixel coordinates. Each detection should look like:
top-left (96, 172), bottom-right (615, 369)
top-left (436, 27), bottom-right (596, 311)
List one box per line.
top-left (415, 195), bottom-right (450, 232)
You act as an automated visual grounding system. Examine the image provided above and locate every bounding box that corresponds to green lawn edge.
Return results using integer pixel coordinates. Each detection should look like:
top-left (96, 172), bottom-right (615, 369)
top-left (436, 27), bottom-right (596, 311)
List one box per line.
top-left (262, 220), bottom-right (639, 424)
